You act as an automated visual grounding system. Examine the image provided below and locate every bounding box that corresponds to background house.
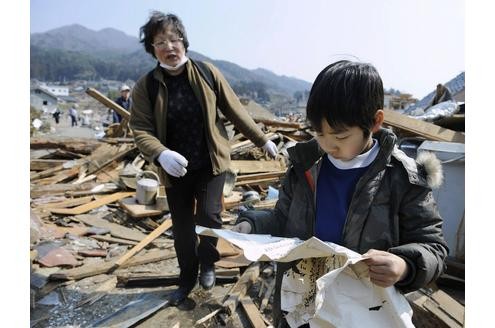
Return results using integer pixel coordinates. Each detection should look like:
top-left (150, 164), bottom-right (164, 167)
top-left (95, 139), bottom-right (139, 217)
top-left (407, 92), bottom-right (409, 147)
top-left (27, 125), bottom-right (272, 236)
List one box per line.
top-left (30, 87), bottom-right (58, 112)
top-left (39, 84), bottom-right (69, 97)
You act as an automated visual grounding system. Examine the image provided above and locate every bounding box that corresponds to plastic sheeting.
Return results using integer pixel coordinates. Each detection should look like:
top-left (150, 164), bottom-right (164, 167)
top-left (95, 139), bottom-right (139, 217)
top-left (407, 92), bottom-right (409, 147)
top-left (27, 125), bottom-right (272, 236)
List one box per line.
top-left (407, 100), bottom-right (459, 122)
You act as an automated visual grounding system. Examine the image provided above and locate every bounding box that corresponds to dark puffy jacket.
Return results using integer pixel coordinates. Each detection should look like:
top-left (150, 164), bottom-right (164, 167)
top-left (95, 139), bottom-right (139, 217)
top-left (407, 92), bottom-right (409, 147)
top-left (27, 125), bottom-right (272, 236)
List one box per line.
top-left (238, 128), bottom-right (448, 326)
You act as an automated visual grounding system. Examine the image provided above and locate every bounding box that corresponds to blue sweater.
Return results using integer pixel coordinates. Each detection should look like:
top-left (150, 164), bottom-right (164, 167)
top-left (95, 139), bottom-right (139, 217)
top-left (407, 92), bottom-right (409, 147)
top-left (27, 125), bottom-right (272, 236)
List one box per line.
top-left (315, 141), bottom-right (379, 243)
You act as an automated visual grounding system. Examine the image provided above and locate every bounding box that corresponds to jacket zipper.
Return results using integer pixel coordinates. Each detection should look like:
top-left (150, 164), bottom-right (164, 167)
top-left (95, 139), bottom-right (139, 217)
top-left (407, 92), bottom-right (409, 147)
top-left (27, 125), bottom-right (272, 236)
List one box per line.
top-left (188, 64), bottom-right (216, 171)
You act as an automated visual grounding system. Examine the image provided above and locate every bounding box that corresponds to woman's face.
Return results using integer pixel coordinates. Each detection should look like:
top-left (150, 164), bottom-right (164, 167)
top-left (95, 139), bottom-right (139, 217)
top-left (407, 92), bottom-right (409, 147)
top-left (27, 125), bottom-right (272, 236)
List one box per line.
top-left (152, 25), bottom-right (186, 68)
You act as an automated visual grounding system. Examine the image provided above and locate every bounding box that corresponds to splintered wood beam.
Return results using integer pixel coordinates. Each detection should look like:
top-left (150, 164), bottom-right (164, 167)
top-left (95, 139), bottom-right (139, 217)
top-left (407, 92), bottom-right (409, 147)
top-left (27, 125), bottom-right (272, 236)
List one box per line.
top-left (40, 196), bottom-right (94, 209)
top-left (231, 159), bottom-right (286, 174)
top-left (86, 87), bottom-right (130, 120)
top-left (30, 159), bottom-right (67, 171)
top-left (222, 262), bottom-right (260, 315)
top-left (234, 171), bottom-right (286, 186)
top-left (240, 297), bottom-right (268, 328)
top-left (235, 171), bottom-right (286, 182)
top-left (253, 117), bottom-right (302, 129)
top-left (30, 182), bottom-right (99, 198)
top-left (49, 191), bottom-right (134, 215)
top-left (116, 268), bottom-right (240, 288)
top-left (35, 166), bottom-right (80, 185)
top-left (384, 109), bottom-right (465, 143)
top-left (30, 138), bottom-right (101, 154)
top-left (109, 218), bottom-right (173, 272)
top-left (49, 249), bottom-right (175, 281)
top-left (89, 235), bottom-right (139, 246)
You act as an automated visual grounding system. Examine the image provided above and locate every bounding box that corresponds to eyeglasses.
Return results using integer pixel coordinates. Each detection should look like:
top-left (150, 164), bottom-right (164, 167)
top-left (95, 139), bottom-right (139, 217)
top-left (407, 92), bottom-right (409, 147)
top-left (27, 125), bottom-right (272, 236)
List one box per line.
top-left (152, 37), bottom-right (184, 50)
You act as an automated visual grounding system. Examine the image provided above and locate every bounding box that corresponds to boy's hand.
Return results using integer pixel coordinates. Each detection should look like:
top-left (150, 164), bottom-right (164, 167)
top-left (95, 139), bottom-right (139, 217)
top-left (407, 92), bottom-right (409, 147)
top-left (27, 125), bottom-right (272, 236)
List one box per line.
top-left (230, 222), bottom-right (252, 234)
top-left (362, 249), bottom-right (409, 288)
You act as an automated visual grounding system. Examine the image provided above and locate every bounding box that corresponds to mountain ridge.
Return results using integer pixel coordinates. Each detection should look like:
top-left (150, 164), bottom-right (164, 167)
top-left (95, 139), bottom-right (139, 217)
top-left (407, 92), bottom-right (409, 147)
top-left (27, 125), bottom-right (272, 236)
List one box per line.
top-left (30, 25), bottom-right (311, 98)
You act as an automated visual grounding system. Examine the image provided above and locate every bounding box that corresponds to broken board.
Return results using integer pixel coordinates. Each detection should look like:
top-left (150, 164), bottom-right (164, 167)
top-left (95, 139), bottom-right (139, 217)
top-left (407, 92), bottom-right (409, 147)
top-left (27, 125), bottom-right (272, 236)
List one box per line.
top-left (119, 196), bottom-right (166, 218)
top-left (384, 109), bottom-right (465, 143)
top-left (49, 192), bottom-right (134, 215)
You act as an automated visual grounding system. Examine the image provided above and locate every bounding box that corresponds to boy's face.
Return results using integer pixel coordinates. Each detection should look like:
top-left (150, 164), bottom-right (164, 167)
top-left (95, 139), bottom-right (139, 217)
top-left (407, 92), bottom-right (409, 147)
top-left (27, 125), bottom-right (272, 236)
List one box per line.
top-left (315, 119), bottom-right (373, 161)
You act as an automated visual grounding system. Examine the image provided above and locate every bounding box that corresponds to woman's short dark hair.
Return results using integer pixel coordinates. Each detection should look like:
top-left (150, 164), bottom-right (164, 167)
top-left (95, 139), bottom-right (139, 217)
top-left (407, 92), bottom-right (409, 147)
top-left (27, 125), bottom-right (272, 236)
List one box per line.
top-left (306, 60), bottom-right (384, 137)
top-left (139, 11), bottom-right (189, 58)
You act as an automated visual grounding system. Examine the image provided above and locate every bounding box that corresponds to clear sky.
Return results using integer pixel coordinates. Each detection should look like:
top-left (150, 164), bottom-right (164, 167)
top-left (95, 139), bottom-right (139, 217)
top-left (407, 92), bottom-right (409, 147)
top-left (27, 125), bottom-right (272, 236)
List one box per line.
top-left (30, 0), bottom-right (465, 99)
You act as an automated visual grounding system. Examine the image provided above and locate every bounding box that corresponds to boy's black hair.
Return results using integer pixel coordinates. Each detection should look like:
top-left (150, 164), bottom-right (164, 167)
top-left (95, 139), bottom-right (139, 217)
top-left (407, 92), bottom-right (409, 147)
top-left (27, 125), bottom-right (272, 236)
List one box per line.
top-left (306, 60), bottom-right (384, 137)
top-left (139, 11), bottom-right (189, 59)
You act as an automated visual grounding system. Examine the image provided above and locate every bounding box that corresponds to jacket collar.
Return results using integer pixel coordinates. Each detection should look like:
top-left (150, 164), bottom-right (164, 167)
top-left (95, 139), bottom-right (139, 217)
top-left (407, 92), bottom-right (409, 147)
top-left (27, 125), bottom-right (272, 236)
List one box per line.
top-left (288, 128), bottom-right (397, 172)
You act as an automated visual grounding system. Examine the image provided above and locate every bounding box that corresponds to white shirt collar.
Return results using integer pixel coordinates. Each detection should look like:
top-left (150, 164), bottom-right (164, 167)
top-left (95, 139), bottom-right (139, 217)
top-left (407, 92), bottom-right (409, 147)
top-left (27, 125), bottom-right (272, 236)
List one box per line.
top-left (327, 139), bottom-right (379, 170)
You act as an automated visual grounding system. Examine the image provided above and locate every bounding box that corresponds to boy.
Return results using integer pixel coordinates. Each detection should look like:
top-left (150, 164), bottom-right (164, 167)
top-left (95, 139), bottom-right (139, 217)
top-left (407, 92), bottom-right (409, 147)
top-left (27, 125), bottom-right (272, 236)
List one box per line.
top-left (232, 60), bottom-right (448, 327)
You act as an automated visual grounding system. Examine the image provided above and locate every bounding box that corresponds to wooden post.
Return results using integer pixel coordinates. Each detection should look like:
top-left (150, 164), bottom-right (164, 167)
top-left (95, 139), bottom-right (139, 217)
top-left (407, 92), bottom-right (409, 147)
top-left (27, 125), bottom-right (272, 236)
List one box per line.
top-left (108, 217), bottom-right (173, 272)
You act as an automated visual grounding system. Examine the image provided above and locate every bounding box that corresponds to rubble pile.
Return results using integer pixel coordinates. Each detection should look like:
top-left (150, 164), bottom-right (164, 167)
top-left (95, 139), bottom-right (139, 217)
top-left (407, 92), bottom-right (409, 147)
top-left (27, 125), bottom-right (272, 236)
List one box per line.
top-left (30, 94), bottom-right (465, 327)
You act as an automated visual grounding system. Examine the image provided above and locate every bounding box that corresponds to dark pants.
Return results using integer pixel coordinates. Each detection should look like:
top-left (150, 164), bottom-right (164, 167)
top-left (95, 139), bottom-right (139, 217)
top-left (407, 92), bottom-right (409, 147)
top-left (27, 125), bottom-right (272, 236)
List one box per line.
top-left (166, 165), bottom-right (226, 289)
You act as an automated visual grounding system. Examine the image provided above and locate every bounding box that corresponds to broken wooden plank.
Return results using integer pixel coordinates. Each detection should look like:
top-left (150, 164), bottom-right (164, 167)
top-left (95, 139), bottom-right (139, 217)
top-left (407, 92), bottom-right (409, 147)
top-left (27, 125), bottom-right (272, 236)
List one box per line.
top-left (384, 109), bottom-right (465, 143)
top-left (30, 137), bottom-right (101, 154)
top-left (235, 171), bottom-right (286, 183)
top-left (407, 288), bottom-right (464, 328)
top-left (86, 87), bottom-right (130, 120)
top-left (30, 164), bottom-right (66, 180)
top-left (253, 117), bottom-right (302, 129)
top-left (100, 137), bottom-right (136, 144)
top-left (195, 309), bottom-right (222, 326)
top-left (109, 218), bottom-right (173, 271)
top-left (116, 268), bottom-right (240, 288)
top-left (231, 159), bottom-right (286, 174)
top-left (95, 161), bottom-right (124, 184)
top-left (119, 196), bottom-right (166, 218)
top-left (428, 289), bottom-right (464, 325)
top-left (87, 144), bottom-right (136, 176)
top-left (30, 182), bottom-right (99, 198)
top-left (222, 262), bottom-right (260, 314)
top-left (89, 234), bottom-right (139, 246)
top-left (49, 192), bottom-right (134, 215)
top-left (50, 249), bottom-right (175, 281)
top-left (76, 213), bottom-right (152, 242)
top-left (30, 159), bottom-right (67, 171)
top-left (38, 196), bottom-right (94, 209)
top-left (35, 166), bottom-right (80, 185)
top-left (39, 148), bottom-right (85, 160)
top-left (240, 297), bottom-right (268, 328)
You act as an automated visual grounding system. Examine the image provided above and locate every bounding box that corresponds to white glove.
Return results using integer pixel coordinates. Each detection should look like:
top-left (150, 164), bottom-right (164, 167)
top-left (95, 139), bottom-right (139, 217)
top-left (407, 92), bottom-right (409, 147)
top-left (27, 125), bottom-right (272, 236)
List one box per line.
top-left (230, 221), bottom-right (252, 234)
top-left (262, 140), bottom-right (278, 158)
top-left (157, 149), bottom-right (188, 177)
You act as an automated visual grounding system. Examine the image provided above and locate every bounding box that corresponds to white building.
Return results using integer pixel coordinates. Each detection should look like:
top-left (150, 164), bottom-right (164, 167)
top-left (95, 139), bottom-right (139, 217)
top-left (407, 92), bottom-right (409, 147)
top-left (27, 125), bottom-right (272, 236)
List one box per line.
top-left (39, 84), bottom-right (69, 97)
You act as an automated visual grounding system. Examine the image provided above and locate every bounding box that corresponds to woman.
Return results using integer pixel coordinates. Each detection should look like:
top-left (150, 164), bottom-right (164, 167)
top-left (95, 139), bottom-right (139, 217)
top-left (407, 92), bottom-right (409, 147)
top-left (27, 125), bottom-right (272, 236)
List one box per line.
top-left (130, 11), bottom-right (278, 306)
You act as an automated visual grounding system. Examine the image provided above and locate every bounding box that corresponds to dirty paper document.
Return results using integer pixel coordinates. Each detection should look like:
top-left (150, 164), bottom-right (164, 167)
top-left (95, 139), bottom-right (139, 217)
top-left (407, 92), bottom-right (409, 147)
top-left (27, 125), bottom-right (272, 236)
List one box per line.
top-left (196, 226), bottom-right (414, 328)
